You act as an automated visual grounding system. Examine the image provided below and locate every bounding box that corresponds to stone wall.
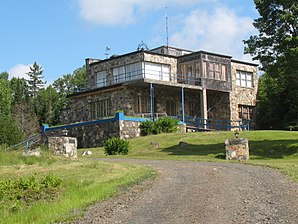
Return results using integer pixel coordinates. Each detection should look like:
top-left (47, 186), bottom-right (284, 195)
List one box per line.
top-left (230, 61), bottom-right (258, 123)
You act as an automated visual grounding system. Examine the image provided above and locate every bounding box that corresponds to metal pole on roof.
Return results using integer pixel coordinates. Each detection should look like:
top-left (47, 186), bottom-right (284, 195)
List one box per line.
top-left (181, 86), bottom-right (185, 123)
top-left (150, 83), bottom-right (154, 121)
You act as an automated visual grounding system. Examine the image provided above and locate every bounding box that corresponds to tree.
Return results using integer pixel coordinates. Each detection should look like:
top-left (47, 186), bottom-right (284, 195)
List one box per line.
top-left (0, 115), bottom-right (22, 146)
top-left (27, 62), bottom-right (46, 97)
top-left (33, 85), bottom-right (61, 126)
top-left (0, 78), bottom-right (13, 116)
top-left (10, 77), bottom-right (30, 104)
top-left (0, 71), bottom-right (9, 80)
top-left (244, 0), bottom-right (298, 129)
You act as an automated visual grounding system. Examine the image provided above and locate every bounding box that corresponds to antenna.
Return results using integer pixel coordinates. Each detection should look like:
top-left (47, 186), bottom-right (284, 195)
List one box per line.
top-left (165, 6), bottom-right (169, 47)
top-left (104, 47), bottom-right (110, 59)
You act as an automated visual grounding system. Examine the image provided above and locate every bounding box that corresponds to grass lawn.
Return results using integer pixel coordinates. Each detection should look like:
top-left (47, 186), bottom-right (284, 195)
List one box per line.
top-left (83, 130), bottom-right (298, 182)
top-left (1, 130), bottom-right (297, 223)
top-left (0, 150), bottom-right (155, 224)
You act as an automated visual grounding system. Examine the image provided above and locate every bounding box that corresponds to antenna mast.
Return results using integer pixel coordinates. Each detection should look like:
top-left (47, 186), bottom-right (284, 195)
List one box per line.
top-left (165, 6), bottom-right (169, 48)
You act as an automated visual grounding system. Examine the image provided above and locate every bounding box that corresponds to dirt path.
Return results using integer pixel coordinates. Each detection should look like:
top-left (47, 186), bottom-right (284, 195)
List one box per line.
top-left (72, 159), bottom-right (298, 224)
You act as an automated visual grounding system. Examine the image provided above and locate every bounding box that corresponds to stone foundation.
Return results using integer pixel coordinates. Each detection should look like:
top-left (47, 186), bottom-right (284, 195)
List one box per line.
top-left (48, 137), bottom-right (77, 158)
top-left (225, 138), bottom-right (249, 160)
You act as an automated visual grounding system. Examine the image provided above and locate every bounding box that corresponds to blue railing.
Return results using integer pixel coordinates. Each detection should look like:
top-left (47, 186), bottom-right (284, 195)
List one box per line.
top-left (176, 115), bottom-right (243, 131)
top-left (5, 134), bottom-right (42, 151)
top-left (42, 112), bottom-right (148, 133)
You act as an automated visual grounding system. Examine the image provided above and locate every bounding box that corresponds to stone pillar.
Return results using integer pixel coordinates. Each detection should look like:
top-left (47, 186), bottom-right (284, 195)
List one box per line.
top-left (48, 137), bottom-right (78, 158)
top-left (225, 138), bottom-right (249, 160)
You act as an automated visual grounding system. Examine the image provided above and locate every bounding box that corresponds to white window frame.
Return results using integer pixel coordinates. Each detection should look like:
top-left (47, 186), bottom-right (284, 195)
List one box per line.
top-left (236, 70), bottom-right (253, 88)
top-left (96, 71), bottom-right (107, 88)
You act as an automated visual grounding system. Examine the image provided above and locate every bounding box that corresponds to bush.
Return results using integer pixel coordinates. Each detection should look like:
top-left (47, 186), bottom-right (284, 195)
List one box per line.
top-left (0, 173), bottom-right (62, 213)
top-left (140, 117), bottom-right (179, 135)
top-left (104, 137), bottom-right (130, 155)
top-left (0, 115), bottom-right (23, 146)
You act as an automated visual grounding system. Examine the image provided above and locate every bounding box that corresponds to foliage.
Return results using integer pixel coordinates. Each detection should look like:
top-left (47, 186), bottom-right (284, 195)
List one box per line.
top-left (26, 62), bottom-right (46, 98)
top-left (0, 72), bottom-right (9, 80)
top-left (33, 85), bottom-right (62, 126)
top-left (140, 120), bottom-right (156, 135)
top-left (104, 137), bottom-right (130, 155)
top-left (140, 117), bottom-right (179, 135)
top-left (53, 65), bottom-right (87, 95)
top-left (0, 78), bottom-right (13, 116)
top-left (0, 173), bottom-right (62, 214)
top-left (0, 115), bottom-right (23, 146)
top-left (10, 77), bottom-right (29, 104)
top-left (244, 0), bottom-right (298, 129)
top-left (12, 102), bottom-right (39, 137)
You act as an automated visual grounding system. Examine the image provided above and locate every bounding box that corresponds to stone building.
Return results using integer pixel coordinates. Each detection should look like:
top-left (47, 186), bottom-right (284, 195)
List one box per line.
top-left (62, 45), bottom-right (258, 129)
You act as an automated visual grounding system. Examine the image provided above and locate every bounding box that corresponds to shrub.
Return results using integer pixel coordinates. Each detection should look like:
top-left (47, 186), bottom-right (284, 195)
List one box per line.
top-left (104, 137), bottom-right (130, 155)
top-left (156, 116), bottom-right (179, 133)
top-left (140, 120), bottom-right (156, 135)
top-left (140, 117), bottom-right (179, 135)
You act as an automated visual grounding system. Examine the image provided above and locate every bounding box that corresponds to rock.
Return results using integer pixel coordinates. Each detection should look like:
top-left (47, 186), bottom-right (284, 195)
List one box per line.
top-left (82, 150), bottom-right (93, 156)
top-left (22, 148), bottom-right (41, 157)
top-left (151, 142), bottom-right (160, 148)
top-left (179, 141), bottom-right (188, 147)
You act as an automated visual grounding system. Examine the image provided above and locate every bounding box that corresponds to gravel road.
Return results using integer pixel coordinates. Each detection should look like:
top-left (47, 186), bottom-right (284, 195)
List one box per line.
top-left (72, 159), bottom-right (298, 224)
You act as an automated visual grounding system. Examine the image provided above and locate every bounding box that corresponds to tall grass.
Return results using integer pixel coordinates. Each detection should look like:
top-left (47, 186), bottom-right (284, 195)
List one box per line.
top-left (0, 152), bottom-right (155, 223)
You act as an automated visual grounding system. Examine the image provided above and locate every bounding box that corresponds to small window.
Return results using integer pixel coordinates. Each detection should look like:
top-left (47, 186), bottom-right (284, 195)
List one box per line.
top-left (96, 71), bottom-right (107, 87)
top-left (90, 99), bottom-right (111, 119)
top-left (236, 71), bottom-right (253, 87)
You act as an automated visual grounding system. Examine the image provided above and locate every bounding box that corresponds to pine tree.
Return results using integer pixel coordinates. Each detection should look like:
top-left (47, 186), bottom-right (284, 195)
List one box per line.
top-left (27, 62), bottom-right (46, 97)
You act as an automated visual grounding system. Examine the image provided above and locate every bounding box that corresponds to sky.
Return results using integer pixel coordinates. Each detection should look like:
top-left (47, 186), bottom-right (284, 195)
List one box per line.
top-left (0, 0), bottom-right (259, 84)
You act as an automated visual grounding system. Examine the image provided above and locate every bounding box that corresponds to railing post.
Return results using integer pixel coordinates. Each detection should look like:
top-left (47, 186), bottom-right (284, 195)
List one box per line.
top-left (181, 86), bottom-right (185, 123)
top-left (150, 83), bottom-right (154, 121)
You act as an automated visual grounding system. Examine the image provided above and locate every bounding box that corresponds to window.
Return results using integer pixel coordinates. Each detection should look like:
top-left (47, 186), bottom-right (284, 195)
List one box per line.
top-left (215, 64), bottom-right (220, 80)
top-left (126, 62), bottom-right (142, 80)
top-left (236, 71), bottom-right (253, 87)
top-left (166, 100), bottom-right (177, 116)
top-left (112, 62), bottom-right (143, 84)
top-left (113, 66), bottom-right (125, 83)
top-left (209, 63), bottom-right (215, 79)
top-left (221, 65), bottom-right (227, 81)
top-left (136, 96), bottom-right (150, 114)
top-left (90, 99), bottom-right (111, 119)
top-left (144, 62), bottom-right (170, 81)
top-left (202, 61), bottom-right (207, 78)
top-left (96, 71), bottom-right (107, 87)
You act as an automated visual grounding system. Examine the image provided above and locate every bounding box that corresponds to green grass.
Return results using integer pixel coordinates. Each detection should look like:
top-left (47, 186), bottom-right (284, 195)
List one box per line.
top-left (0, 151), bottom-right (155, 224)
top-left (1, 130), bottom-right (297, 223)
top-left (82, 130), bottom-right (298, 182)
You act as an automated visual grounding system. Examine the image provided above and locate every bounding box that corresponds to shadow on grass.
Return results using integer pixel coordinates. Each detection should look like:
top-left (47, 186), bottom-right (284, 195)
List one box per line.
top-left (161, 139), bottom-right (298, 159)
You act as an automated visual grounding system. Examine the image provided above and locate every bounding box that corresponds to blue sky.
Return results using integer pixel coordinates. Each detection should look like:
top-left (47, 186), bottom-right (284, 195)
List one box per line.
top-left (0, 0), bottom-right (259, 83)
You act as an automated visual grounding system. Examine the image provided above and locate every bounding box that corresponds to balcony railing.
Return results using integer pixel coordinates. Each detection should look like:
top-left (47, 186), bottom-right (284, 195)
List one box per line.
top-left (95, 70), bottom-right (202, 89)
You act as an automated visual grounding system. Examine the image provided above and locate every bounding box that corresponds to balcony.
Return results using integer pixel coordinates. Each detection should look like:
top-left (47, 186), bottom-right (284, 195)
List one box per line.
top-left (95, 70), bottom-right (202, 89)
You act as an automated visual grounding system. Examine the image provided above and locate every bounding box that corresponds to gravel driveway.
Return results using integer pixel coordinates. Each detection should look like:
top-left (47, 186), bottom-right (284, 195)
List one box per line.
top-left (72, 159), bottom-right (298, 224)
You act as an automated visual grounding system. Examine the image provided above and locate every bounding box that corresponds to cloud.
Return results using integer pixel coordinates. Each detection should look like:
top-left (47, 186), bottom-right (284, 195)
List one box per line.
top-left (170, 6), bottom-right (256, 61)
top-left (8, 64), bottom-right (32, 80)
top-left (78, 0), bottom-right (141, 26)
top-left (77, 0), bottom-right (209, 26)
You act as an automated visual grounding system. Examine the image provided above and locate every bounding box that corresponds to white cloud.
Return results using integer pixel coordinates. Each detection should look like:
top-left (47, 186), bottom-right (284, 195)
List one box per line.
top-left (8, 64), bottom-right (31, 80)
top-left (77, 0), bottom-right (210, 26)
top-left (78, 0), bottom-right (141, 26)
top-left (170, 6), bottom-right (256, 61)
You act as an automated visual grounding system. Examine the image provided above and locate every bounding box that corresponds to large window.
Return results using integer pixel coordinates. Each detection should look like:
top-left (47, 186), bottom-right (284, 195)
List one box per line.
top-left (236, 70), bottom-right (253, 87)
top-left (90, 99), bottom-right (111, 119)
top-left (96, 71), bottom-right (107, 88)
top-left (144, 62), bottom-right (170, 81)
top-left (112, 62), bottom-right (142, 84)
top-left (202, 61), bottom-right (227, 81)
